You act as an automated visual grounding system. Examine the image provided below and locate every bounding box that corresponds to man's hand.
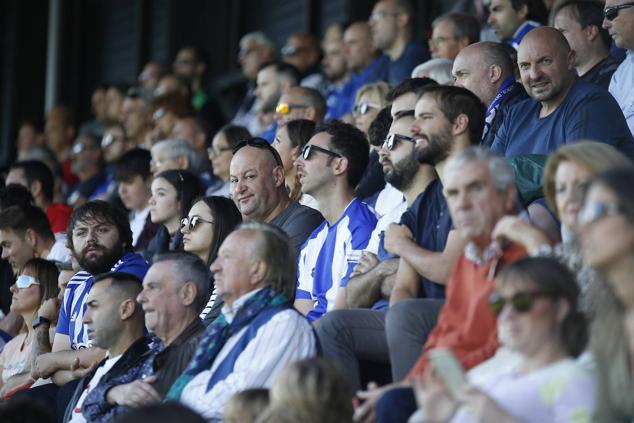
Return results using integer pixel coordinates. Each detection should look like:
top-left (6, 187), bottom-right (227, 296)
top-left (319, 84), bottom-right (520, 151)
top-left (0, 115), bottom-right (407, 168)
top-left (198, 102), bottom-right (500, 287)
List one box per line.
top-left (32, 352), bottom-right (60, 379)
top-left (384, 224), bottom-right (413, 256)
top-left (353, 382), bottom-right (392, 423)
top-left (69, 357), bottom-right (97, 380)
top-left (38, 298), bottom-right (60, 321)
top-left (106, 376), bottom-right (161, 407)
top-left (458, 384), bottom-right (518, 423)
top-left (351, 252), bottom-right (380, 277)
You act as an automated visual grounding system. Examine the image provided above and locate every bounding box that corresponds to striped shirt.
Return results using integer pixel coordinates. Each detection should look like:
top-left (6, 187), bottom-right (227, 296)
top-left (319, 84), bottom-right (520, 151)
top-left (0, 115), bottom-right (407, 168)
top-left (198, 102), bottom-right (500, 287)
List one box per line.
top-left (56, 252), bottom-right (150, 350)
top-left (180, 290), bottom-right (317, 422)
top-left (296, 199), bottom-right (377, 321)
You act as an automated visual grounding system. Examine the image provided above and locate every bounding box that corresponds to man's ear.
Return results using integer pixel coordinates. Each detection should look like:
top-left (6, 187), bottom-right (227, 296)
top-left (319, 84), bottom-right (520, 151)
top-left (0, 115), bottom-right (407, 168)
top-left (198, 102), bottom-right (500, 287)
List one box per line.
top-left (556, 298), bottom-right (571, 324)
top-left (396, 11), bottom-right (410, 29)
top-left (250, 259), bottom-right (268, 285)
top-left (180, 281), bottom-right (197, 307)
top-left (451, 114), bottom-right (469, 137)
top-left (331, 155), bottom-right (349, 177)
top-left (305, 107), bottom-right (317, 121)
top-left (585, 24), bottom-right (599, 42)
top-left (24, 228), bottom-right (37, 249)
top-left (119, 298), bottom-right (137, 320)
top-left (489, 64), bottom-right (503, 85)
top-left (272, 165), bottom-right (286, 187)
top-left (177, 155), bottom-right (190, 170)
top-left (30, 180), bottom-right (43, 200)
top-left (517, 4), bottom-right (528, 21)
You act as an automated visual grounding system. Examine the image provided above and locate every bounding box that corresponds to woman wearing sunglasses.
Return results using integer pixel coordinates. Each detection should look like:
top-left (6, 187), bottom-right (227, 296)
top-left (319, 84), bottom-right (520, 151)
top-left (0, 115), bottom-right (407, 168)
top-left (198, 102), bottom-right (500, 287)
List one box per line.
top-left (145, 169), bottom-right (205, 264)
top-left (417, 257), bottom-right (594, 423)
top-left (580, 167), bottom-right (634, 421)
top-left (272, 119), bottom-right (318, 209)
top-left (352, 82), bottom-right (390, 137)
top-left (0, 258), bottom-right (58, 400)
top-left (180, 196), bottom-right (242, 324)
top-left (493, 141), bottom-right (631, 313)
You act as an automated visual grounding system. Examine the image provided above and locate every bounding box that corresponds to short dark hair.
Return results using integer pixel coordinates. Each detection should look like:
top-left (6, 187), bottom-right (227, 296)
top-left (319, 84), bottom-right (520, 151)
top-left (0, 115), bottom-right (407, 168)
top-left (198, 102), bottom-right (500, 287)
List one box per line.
top-left (152, 251), bottom-right (211, 313)
top-left (0, 184), bottom-right (34, 211)
top-left (150, 92), bottom-right (195, 119)
top-left (66, 200), bottom-right (133, 252)
top-left (387, 77), bottom-right (438, 102)
top-left (420, 85), bottom-right (486, 145)
top-left (0, 205), bottom-right (54, 240)
top-left (217, 124), bottom-right (252, 150)
top-left (510, 0), bottom-right (548, 24)
top-left (285, 119), bottom-right (316, 150)
top-left (295, 87), bottom-right (327, 122)
top-left (93, 271), bottom-right (144, 316)
top-left (314, 120), bottom-right (369, 189)
top-left (433, 13), bottom-right (481, 44)
top-left (552, 0), bottom-right (612, 49)
top-left (154, 169), bottom-right (205, 220)
top-left (367, 107), bottom-right (393, 147)
top-left (9, 160), bottom-right (54, 202)
top-left (113, 148), bottom-right (152, 182)
top-left (259, 61), bottom-right (301, 86)
top-left (478, 41), bottom-right (515, 80)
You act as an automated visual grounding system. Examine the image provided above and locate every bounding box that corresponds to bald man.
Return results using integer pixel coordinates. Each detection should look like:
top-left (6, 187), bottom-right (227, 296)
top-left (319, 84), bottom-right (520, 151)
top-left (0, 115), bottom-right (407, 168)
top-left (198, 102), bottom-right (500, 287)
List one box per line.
top-left (452, 41), bottom-right (528, 146)
top-left (491, 27), bottom-right (634, 159)
top-left (229, 141), bottom-right (323, 254)
top-left (274, 86), bottom-right (327, 127)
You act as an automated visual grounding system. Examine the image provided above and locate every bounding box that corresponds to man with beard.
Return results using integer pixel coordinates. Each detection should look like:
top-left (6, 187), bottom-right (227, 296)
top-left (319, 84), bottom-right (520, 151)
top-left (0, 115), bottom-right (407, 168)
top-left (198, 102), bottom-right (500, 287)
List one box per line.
top-left (491, 27), bottom-right (634, 159)
top-left (254, 62), bottom-right (299, 142)
top-left (31, 201), bottom-right (149, 387)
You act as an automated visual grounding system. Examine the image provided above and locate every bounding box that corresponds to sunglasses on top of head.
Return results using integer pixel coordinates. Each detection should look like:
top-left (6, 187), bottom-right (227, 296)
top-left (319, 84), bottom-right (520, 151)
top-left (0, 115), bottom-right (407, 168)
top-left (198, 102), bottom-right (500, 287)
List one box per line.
top-left (232, 137), bottom-right (284, 167)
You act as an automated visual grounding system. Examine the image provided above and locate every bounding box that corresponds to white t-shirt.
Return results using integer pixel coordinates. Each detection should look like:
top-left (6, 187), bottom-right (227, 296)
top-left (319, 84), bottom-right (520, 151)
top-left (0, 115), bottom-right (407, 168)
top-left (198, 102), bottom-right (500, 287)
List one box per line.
top-left (68, 354), bottom-right (122, 423)
top-left (130, 206), bottom-right (151, 247)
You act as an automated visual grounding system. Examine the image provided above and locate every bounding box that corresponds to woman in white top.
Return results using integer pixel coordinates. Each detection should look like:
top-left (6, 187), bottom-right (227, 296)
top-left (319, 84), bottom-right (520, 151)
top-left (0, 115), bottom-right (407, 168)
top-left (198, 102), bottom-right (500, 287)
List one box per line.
top-left (418, 257), bottom-right (595, 423)
top-left (0, 258), bottom-right (58, 399)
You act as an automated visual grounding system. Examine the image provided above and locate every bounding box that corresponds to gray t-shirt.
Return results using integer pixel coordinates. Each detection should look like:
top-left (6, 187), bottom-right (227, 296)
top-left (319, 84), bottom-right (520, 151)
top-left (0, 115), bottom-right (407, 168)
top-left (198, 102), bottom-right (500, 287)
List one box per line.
top-left (270, 202), bottom-right (324, 255)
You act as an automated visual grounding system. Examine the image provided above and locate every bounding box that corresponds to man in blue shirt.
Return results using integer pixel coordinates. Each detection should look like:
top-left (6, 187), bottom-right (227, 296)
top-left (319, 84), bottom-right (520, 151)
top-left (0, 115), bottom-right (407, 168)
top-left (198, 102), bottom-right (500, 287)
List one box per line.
top-left (31, 201), bottom-right (149, 387)
top-left (487, 0), bottom-right (546, 49)
top-left (369, 0), bottom-right (429, 85)
top-left (492, 27), bottom-right (634, 159)
top-left (295, 121), bottom-right (377, 322)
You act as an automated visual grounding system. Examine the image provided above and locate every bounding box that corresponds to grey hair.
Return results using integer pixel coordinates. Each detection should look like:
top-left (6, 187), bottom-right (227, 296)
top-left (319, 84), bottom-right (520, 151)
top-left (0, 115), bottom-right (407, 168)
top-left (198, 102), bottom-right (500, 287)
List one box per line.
top-left (443, 146), bottom-right (515, 191)
top-left (151, 138), bottom-right (204, 173)
top-left (411, 59), bottom-right (454, 85)
top-left (240, 31), bottom-right (276, 52)
top-left (238, 222), bottom-right (296, 301)
top-left (152, 252), bottom-right (211, 313)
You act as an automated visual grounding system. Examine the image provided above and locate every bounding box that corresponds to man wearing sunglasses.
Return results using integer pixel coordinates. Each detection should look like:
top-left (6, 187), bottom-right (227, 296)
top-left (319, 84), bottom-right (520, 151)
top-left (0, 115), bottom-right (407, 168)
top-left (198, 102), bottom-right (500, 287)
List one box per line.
top-left (295, 121), bottom-right (377, 322)
top-left (0, 205), bottom-right (70, 274)
top-left (491, 27), bottom-right (634, 160)
top-left (605, 0), bottom-right (634, 138)
top-left (274, 86), bottom-right (326, 127)
top-left (229, 138), bottom-right (324, 255)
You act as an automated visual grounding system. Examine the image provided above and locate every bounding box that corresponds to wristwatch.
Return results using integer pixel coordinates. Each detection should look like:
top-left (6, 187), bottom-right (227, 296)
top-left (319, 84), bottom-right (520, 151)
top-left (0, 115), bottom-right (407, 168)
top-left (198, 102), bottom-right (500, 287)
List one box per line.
top-left (32, 316), bottom-right (52, 329)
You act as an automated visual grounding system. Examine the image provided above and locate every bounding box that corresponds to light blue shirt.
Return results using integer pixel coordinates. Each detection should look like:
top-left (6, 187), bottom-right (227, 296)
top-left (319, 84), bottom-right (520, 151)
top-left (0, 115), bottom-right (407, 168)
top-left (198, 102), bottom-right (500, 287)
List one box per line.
top-left (609, 50), bottom-right (634, 138)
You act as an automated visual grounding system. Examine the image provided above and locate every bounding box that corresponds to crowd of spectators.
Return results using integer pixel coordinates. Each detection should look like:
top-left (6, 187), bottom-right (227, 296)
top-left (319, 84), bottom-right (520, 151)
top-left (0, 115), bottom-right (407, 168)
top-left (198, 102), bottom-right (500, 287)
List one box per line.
top-left (0, 0), bottom-right (633, 422)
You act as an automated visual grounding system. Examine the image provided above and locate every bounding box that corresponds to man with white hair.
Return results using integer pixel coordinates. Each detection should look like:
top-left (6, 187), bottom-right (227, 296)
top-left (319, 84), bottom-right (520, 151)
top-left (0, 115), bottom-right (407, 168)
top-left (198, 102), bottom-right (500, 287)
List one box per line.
top-left (411, 58), bottom-right (454, 84)
top-left (150, 139), bottom-right (215, 189)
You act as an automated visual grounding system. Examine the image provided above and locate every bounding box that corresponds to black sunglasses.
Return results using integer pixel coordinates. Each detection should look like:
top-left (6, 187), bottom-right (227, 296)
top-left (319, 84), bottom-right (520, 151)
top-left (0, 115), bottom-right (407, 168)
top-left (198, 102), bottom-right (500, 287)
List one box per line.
top-left (382, 133), bottom-right (416, 151)
top-left (301, 144), bottom-right (342, 160)
top-left (180, 216), bottom-right (214, 232)
top-left (604, 2), bottom-right (634, 20)
top-left (488, 291), bottom-right (552, 316)
top-left (232, 137), bottom-right (283, 167)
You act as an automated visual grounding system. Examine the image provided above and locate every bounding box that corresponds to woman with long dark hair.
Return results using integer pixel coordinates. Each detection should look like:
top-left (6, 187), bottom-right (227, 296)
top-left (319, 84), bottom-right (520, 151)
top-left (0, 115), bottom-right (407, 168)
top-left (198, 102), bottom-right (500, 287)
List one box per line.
top-left (180, 196), bottom-right (242, 323)
top-left (145, 169), bottom-right (204, 263)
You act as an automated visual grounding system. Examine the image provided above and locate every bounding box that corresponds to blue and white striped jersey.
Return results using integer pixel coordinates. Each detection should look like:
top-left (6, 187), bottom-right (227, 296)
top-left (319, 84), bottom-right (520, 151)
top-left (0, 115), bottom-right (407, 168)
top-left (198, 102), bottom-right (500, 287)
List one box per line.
top-left (56, 252), bottom-right (149, 350)
top-left (296, 199), bottom-right (377, 322)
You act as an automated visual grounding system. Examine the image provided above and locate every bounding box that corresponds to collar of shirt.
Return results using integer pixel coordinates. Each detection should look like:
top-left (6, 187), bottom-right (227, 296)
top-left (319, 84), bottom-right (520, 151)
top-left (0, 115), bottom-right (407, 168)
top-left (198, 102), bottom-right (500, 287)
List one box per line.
top-left (464, 240), bottom-right (502, 266)
top-left (221, 287), bottom-right (265, 324)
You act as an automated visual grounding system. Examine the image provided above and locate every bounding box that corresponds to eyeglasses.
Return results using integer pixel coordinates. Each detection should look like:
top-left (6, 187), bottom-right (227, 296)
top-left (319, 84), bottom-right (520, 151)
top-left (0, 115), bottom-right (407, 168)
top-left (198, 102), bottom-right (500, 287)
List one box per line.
top-left (300, 144), bottom-right (342, 160)
top-left (577, 201), bottom-right (622, 226)
top-left (370, 10), bottom-right (400, 20)
top-left (382, 133), bottom-right (416, 151)
top-left (152, 107), bottom-right (166, 121)
top-left (604, 2), bottom-right (634, 20)
top-left (180, 216), bottom-right (214, 232)
top-left (101, 133), bottom-right (124, 149)
top-left (488, 291), bottom-right (552, 316)
top-left (207, 146), bottom-right (233, 156)
top-left (15, 275), bottom-right (40, 289)
top-left (353, 102), bottom-right (381, 116)
top-left (232, 137), bottom-right (284, 167)
top-left (275, 102), bottom-right (309, 115)
top-left (72, 143), bottom-right (96, 155)
top-left (281, 45), bottom-right (310, 56)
